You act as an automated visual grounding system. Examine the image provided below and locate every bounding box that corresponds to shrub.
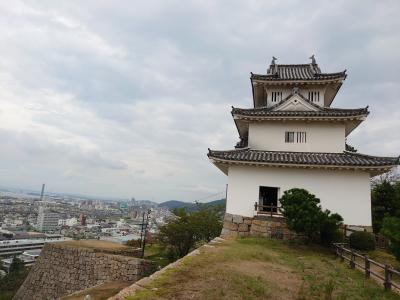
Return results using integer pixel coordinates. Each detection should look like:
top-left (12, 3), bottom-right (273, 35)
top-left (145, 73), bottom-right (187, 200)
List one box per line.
top-left (280, 188), bottom-right (343, 245)
top-left (126, 239), bottom-right (141, 248)
top-left (381, 216), bottom-right (400, 260)
top-left (330, 229), bottom-right (345, 244)
top-left (349, 231), bottom-right (376, 251)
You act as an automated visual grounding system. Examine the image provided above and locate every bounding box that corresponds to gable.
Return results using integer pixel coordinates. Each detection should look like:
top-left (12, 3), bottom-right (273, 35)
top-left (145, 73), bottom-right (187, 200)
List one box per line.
top-left (272, 94), bottom-right (320, 112)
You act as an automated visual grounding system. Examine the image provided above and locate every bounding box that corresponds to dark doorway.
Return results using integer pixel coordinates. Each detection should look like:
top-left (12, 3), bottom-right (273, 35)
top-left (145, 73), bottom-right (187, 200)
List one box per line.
top-left (259, 186), bottom-right (278, 213)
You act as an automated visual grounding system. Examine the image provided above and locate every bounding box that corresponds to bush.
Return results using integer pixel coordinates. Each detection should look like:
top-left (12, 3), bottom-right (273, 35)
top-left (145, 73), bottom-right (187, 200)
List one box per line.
top-left (330, 229), bottom-right (345, 244)
top-left (280, 188), bottom-right (343, 245)
top-left (126, 239), bottom-right (141, 248)
top-left (381, 216), bottom-right (400, 260)
top-left (349, 231), bottom-right (376, 251)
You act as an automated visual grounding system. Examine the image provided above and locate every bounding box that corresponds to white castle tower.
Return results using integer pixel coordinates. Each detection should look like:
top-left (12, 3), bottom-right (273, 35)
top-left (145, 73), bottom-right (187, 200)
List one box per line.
top-left (208, 56), bottom-right (399, 232)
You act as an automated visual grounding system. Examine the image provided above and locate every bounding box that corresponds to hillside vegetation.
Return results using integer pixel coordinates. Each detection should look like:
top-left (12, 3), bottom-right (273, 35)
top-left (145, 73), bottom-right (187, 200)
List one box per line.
top-left (158, 199), bottom-right (225, 211)
top-left (126, 238), bottom-right (400, 300)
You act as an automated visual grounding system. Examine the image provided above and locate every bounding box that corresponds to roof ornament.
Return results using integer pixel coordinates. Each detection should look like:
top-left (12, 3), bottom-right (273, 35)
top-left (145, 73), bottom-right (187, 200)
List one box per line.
top-left (309, 54), bottom-right (317, 65)
top-left (267, 56), bottom-right (278, 75)
top-left (292, 87), bottom-right (299, 94)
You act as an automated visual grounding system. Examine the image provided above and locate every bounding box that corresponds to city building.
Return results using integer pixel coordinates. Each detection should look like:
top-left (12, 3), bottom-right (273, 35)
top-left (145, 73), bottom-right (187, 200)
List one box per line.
top-left (1, 249), bottom-right (42, 272)
top-left (208, 56), bottom-right (399, 228)
top-left (37, 206), bottom-right (59, 232)
top-left (0, 236), bottom-right (69, 257)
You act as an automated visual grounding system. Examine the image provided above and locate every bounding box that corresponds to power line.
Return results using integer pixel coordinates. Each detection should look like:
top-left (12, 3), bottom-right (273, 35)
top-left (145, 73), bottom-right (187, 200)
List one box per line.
top-left (193, 191), bottom-right (225, 203)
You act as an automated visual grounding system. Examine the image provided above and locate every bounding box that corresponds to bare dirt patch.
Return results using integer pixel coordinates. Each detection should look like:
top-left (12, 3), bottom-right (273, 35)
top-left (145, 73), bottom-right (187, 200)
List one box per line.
top-left (60, 239), bottom-right (129, 250)
top-left (228, 260), bottom-right (302, 297)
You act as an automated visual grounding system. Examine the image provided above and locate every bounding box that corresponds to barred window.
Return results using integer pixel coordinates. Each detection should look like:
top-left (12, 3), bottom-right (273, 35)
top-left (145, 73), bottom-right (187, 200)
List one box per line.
top-left (285, 131), bottom-right (306, 143)
top-left (271, 91), bottom-right (283, 103)
top-left (308, 91), bottom-right (320, 102)
top-left (285, 131), bottom-right (294, 143)
top-left (296, 131), bottom-right (307, 143)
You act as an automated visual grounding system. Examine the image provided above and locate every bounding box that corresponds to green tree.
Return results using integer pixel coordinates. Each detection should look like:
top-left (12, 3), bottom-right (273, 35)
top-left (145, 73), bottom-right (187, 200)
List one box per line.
top-left (280, 188), bottom-right (343, 245)
top-left (9, 256), bottom-right (25, 273)
top-left (191, 204), bottom-right (223, 242)
top-left (158, 208), bottom-right (197, 259)
top-left (0, 257), bottom-right (28, 299)
top-left (158, 205), bottom-right (223, 259)
top-left (371, 176), bottom-right (400, 232)
top-left (381, 216), bottom-right (400, 260)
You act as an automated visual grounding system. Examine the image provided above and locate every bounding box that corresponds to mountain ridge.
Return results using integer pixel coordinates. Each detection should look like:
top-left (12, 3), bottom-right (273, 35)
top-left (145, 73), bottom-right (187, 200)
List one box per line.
top-left (158, 199), bottom-right (226, 211)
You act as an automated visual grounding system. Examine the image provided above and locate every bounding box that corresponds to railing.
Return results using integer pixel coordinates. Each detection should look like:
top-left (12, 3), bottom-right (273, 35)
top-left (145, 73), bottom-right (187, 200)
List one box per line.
top-left (333, 243), bottom-right (400, 291)
top-left (254, 202), bottom-right (282, 217)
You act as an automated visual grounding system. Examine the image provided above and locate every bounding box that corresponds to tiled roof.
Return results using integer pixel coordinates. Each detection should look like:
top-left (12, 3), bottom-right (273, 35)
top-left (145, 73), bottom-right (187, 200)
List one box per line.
top-left (251, 64), bottom-right (346, 81)
top-left (208, 149), bottom-right (399, 168)
top-left (232, 106), bottom-right (369, 118)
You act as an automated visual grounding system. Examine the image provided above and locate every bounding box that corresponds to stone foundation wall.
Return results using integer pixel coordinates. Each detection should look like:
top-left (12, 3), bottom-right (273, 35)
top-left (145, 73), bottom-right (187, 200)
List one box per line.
top-left (13, 243), bottom-right (151, 300)
top-left (221, 213), bottom-right (298, 240)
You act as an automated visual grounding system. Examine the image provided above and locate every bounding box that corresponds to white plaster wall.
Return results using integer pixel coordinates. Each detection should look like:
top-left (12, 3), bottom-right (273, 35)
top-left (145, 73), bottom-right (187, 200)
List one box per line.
top-left (226, 165), bottom-right (372, 226)
top-left (248, 121), bottom-right (345, 152)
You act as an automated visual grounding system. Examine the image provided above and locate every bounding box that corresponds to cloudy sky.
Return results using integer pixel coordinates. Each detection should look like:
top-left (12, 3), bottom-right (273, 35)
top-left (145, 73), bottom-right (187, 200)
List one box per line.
top-left (0, 1), bottom-right (399, 202)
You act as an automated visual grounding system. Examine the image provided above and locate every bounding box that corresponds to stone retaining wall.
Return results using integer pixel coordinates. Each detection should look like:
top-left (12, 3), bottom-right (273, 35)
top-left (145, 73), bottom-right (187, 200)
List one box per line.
top-left (221, 213), bottom-right (297, 240)
top-left (13, 243), bottom-right (151, 300)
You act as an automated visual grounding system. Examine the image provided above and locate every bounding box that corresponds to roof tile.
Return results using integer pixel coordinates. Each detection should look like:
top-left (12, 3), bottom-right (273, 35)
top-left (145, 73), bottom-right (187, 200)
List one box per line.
top-left (252, 64), bottom-right (346, 81)
top-left (208, 149), bottom-right (399, 167)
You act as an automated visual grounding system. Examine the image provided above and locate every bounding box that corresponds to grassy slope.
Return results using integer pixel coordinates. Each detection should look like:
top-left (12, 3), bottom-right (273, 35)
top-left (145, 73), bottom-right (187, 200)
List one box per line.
top-left (60, 281), bottom-right (131, 300)
top-left (127, 238), bottom-right (400, 300)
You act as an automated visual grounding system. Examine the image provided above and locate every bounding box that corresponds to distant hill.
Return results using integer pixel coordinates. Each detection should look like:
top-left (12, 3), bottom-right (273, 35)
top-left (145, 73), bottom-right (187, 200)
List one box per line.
top-left (158, 199), bottom-right (226, 211)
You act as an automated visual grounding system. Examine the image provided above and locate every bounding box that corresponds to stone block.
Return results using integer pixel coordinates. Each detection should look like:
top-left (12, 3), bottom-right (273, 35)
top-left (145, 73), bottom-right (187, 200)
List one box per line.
top-left (252, 219), bottom-right (267, 227)
top-left (232, 214), bottom-right (243, 224)
top-left (251, 224), bottom-right (268, 233)
top-left (223, 213), bottom-right (233, 222)
top-left (220, 228), bottom-right (231, 236)
top-left (238, 223), bottom-right (249, 232)
top-left (227, 230), bottom-right (238, 237)
top-left (243, 217), bottom-right (253, 225)
top-left (223, 221), bottom-right (238, 231)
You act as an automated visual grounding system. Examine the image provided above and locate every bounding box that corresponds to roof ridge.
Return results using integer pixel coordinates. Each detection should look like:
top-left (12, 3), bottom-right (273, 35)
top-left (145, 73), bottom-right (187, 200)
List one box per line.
top-left (344, 150), bottom-right (399, 160)
top-left (322, 106), bottom-right (369, 112)
top-left (275, 64), bottom-right (312, 67)
top-left (208, 148), bottom-right (249, 154)
top-left (209, 148), bottom-right (399, 160)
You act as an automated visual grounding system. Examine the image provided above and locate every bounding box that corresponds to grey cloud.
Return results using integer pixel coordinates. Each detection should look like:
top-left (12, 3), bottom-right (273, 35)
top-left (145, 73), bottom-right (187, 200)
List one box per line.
top-left (0, 0), bottom-right (399, 200)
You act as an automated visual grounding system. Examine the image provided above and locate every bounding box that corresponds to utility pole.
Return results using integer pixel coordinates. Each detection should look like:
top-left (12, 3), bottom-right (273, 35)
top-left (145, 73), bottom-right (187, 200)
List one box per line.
top-left (139, 212), bottom-right (145, 249)
top-left (141, 210), bottom-right (151, 258)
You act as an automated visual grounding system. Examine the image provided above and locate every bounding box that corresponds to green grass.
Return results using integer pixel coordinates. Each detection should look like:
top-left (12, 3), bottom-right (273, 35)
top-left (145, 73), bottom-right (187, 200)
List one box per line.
top-left (368, 249), bottom-right (400, 269)
top-left (143, 244), bottom-right (171, 270)
top-left (60, 281), bottom-right (131, 300)
top-left (126, 237), bottom-right (400, 300)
